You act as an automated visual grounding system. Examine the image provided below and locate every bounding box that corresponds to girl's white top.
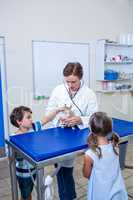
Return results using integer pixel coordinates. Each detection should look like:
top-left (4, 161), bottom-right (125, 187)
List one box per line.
top-left (85, 143), bottom-right (128, 200)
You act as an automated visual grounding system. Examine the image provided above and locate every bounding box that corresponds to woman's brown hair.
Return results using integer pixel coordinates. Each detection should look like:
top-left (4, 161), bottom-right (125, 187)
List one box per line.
top-left (63, 62), bottom-right (83, 80)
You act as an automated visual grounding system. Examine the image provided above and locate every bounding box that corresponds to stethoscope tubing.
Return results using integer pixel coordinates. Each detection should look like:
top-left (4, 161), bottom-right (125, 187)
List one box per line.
top-left (63, 80), bottom-right (84, 116)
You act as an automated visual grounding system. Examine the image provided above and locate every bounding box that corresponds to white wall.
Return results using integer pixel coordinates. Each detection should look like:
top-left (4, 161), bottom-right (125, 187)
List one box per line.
top-left (0, 0), bottom-right (133, 131)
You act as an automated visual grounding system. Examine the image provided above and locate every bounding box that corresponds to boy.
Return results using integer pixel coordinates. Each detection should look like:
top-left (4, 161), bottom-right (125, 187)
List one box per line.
top-left (10, 106), bottom-right (63, 200)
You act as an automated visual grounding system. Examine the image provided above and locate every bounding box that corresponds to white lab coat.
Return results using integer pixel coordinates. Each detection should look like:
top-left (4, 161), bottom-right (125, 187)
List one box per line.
top-left (46, 83), bottom-right (98, 129)
top-left (46, 83), bottom-right (98, 167)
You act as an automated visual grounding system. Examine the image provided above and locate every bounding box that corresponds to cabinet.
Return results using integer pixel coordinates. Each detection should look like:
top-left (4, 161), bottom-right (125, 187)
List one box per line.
top-left (95, 39), bottom-right (133, 92)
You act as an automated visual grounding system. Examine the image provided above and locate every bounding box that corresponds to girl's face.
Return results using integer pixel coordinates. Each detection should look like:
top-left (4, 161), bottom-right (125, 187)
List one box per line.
top-left (18, 111), bottom-right (33, 129)
top-left (64, 75), bottom-right (81, 92)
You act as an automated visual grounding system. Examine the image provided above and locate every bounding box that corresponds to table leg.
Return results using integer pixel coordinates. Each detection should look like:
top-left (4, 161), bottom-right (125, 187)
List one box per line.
top-left (119, 141), bottom-right (128, 170)
top-left (119, 141), bottom-right (133, 169)
top-left (36, 167), bottom-right (44, 200)
top-left (119, 141), bottom-right (133, 199)
top-left (8, 145), bottom-right (18, 200)
top-left (128, 193), bottom-right (133, 199)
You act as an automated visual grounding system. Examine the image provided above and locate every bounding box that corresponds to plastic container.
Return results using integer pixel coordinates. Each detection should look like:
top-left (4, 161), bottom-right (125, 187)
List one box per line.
top-left (102, 81), bottom-right (108, 90)
top-left (104, 70), bottom-right (119, 81)
top-left (107, 82), bottom-right (115, 90)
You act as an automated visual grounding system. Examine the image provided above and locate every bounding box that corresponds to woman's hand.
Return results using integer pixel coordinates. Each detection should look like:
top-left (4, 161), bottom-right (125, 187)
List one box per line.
top-left (60, 116), bottom-right (82, 127)
top-left (56, 106), bottom-right (65, 114)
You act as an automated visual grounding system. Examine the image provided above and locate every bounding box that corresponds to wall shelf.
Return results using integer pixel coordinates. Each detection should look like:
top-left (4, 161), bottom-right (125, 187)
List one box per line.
top-left (97, 78), bottom-right (132, 82)
top-left (105, 43), bottom-right (133, 47)
top-left (96, 89), bottom-right (133, 93)
top-left (105, 61), bottom-right (133, 65)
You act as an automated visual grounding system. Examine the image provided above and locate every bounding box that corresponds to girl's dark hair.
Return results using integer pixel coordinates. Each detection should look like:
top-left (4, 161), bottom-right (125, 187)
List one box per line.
top-left (63, 62), bottom-right (83, 80)
top-left (88, 112), bottom-right (119, 158)
top-left (10, 106), bottom-right (32, 128)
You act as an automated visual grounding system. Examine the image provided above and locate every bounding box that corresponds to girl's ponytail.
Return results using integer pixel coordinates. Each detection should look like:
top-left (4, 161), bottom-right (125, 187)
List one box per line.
top-left (108, 132), bottom-right (119, 155)
top-left (112, 132), bottom-right (119, 155)
top-left (88, 133), bottom-right (102, 158)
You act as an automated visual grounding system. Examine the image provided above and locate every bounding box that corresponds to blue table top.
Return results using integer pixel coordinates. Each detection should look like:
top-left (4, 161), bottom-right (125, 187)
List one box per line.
top-left (9, 118), bottom-right (133, 162)
top-left (113, 118), bottom-right (133, 137)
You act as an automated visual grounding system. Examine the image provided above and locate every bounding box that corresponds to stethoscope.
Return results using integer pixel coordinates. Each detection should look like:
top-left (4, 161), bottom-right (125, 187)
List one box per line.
top-left (63, 80), bottom-right (84, 116)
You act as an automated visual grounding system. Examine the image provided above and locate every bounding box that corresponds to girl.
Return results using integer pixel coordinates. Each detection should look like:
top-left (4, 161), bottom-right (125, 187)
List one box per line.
top-left (83, 112), bottom-right (128, 200)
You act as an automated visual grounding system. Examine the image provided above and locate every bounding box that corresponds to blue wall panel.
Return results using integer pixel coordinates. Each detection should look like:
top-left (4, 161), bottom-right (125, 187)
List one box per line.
top-left (0, 67), bottom-right (5, 147)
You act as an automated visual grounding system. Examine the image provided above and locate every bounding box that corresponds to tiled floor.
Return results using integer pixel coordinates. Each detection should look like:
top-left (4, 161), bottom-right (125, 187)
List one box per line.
top-left (0, 138), bottom-right (133, 200)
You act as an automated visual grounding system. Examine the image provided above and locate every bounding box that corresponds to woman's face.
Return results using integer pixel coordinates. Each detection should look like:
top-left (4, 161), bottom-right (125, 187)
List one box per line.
top-left (64, 75), bottom-right (81, 92)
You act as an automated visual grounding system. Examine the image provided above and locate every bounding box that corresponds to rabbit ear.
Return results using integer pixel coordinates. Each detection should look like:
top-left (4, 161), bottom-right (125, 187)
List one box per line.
top-left (64, 104), bottom-right (67, 107)
top-left (69, 105), bottom-right (72, 109)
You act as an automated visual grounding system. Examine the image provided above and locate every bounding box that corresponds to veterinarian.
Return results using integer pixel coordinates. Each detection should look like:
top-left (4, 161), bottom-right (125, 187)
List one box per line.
top-left (46, 62), bottom-right (98, 200)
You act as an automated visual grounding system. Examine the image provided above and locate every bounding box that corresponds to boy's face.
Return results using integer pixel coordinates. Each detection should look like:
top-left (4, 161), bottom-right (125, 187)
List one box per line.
top-left (18, 111), bottom-right (33, 129)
